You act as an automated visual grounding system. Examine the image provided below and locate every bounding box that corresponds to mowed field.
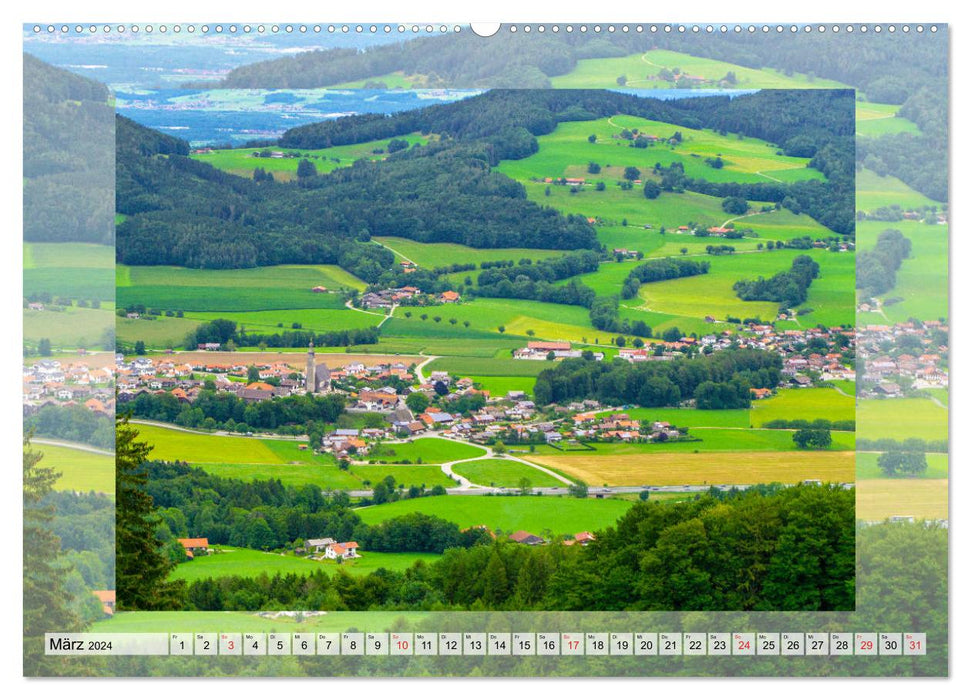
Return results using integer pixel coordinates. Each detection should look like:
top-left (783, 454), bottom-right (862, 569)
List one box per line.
top-left (368, 438), bottom-right (486, 464)
top-left (373, 236), bottom-right (565, 268)
top-left (750, 387), bottom-right (856, 425)
top-left (189, 132), bottom-right (431, 181)
top-left (496, 115), bottom-right (824, 186)
top-left (551, 50), bottom-right (847, 90)
top-left (856, 479), bottom-right (948, 521)
top-left (857, 398), bottom-right (948, 442)
top-left (451, 458), bottom-right (565, 488)
top-left (132, 423), bottom-right (456, 490)
top-left (529, 450), bottom-right (855, 487)
top-left (23, 305), bottom-right (115, 347)
top-left (170, 547), bottom-right (441, 583)
top-left (856, 219), bottom-right (948, 323)
top-left (33, 442), bottom-right (115, 494)
top-left (355, 495), bottom-right (634, 536)
top-left (24, 242), bottom-right (115, 301)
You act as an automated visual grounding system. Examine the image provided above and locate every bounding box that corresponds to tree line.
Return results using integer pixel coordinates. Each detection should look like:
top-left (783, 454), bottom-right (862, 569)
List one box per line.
top-left (533, 347), bottom-right (782, 407)
top-left (23, 403), bottom-right (114, 450)
top-left (733, 254), bottom-right (820, 308)
top-left (622, 258), bottom-right (710, 300)
top-left (856, 229), bottom-right (912, 298)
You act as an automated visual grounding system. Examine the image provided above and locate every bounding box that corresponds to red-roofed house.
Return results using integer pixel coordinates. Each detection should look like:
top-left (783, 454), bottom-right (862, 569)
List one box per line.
top-left (92, 590), bottom-right (116, 616)
top-left (177, 538), bottom-right (210, 558)
top-left (324, 541), bottom-right (361, 560)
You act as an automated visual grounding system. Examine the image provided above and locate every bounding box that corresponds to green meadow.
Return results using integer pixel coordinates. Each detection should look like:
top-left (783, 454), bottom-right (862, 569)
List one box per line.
top-left (372, 236), bottom-right (565, 268)
top-left (115, 316), bottom-right (202, 348)
top-left (184, 308), bottom-right (380, 334)
top-left (750, 387), bottom-right (856, 425)
top-left (468, 375), bottom-right (537, 396)
top-left (857, 452), bottom-right (948, 480)
top-left (24, 242), bottom-right (115, 301)
top-left (551, 49), bottom-right (847, 90)
top-left (34, 442), bottom-right (115, 494)
top-left (190, 133), bottom-right (431, 181)
top-left (496, 115), bottom-right (823, 187)
top-left (533, 428), bottom-right (854, 454)
top-left (355, 495), bottom-right (634, 536)
top-left (858, 398), bottom-right (949, 442)
top-left (171, 547), bottom-right (441, 583)
top-left (425, 356), bottom-right (550, 378)
top-left (368, 438), bottom-right (486, 464)
top-left (451, 458), bottom-right (564, 488)
top-left (23, 306), bottom-right (115, 347)
top-left (856, 219), bottom-right (948, 322)
top-left (855, 168), bottom-right (942, 212)
top-left (855, 101), bottom-right (921, 137)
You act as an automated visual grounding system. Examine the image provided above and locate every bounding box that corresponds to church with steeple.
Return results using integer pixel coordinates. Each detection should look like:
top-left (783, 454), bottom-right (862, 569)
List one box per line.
top-left (305, 340), bottom-right (331, 394)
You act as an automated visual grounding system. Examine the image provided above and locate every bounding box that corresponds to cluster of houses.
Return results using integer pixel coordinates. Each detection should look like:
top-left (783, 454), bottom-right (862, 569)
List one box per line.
top-left (22, 358), bottom-right (115, 416)
top-left (359, 286), bottom-right (460, 310)
top-left (858, 321), bottom-right (949, 396)
top-left (507, 530), bottom-right (596, 547)
top-left (570, 413), bottom-right (684, 443)
top-left (304, 538), bottom-right (361, 560)
top-left (513, 341), bottom-right (603, 361)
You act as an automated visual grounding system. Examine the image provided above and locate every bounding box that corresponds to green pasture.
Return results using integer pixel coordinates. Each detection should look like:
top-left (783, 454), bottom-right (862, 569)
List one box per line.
top-left (372, 236), bottom-right (565, 268)
top-left (24, 242), bottom-right (113, 269)
top-left (451, 458), bottom-right (564, 488)
top-left (750, 387), bottom-right (856, 425)
top-left (23, 306), bottom-right (114, 347)
top-left (468, 375), bottom-right (537, 396)
top-left (368, 438), bottom-right (486, 464)
top-left (115, 316), bottom-right (201, 348)
top-left (171, 547), bottom-right (441, 584)
top-left (350, 464), bottom-right (456, 489)
top-left (857, 398), bottom-right (948, 442)
top-left (190, 132), bottom-right (431, 180)
top-left (24, 243), bottom-right (115, 301)
top-left (183, 308), bottom-right (381, 334)
top-left (496, 115), bottom-right (823, 187)
top-left (533, 427), bottom-right (853, 454)
top-left (857, 452), bottom-right (948, 480)
top-left (33, 442), bottom-right (115, 494)
top-left (550, 49), bottom-right (847, 90)
top-left (855, 168), bottom-right (942, 212)
top-left (856, 220), bottom-right (948, 322)
top-left (354, 495), bottom-right (634, 536)
top-left (611, 407), bottom-right (751, 428)
top-left (425, 356), bottom-right (550, 378)
top-left (855, 101), bottom-right (921, 137)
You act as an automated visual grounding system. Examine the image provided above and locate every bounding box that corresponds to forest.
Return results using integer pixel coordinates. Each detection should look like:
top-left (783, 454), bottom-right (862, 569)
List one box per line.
top-left (24, 54), bottom-right (114, 244)
top-left (532, 347), bottom-right (782, 407)
top-left (23, 404), bottom-right (114, 450)
top-left (170, 484), bottom-right (855, 612)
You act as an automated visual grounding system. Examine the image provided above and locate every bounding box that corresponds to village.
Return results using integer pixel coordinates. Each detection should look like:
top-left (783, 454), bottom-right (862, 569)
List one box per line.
top-left (857, 320), bottom-right (949, 398)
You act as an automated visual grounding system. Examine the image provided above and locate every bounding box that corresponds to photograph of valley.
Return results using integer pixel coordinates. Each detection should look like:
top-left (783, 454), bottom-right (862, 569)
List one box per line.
top-left (23, 25), bottom-right (948, 653)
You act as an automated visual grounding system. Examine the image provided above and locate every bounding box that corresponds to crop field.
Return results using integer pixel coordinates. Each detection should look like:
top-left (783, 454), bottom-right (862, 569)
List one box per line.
top-left (354, 495), bottom-right (634, 536)
top-left (857, 452), bottom-right (948, 480)
top-left (529, 450), bottom-right (855, 487)
top-left (171, 547), bottom-right (442, 583)
top-left (750, 387), bottom-right (856, 425)
top-left (856, 479), bottom-right (948, 521)
top-left (496, 115), bottom-right (824, 186)
top-left (451, 458), bottom-right (564, 488)
top-left (368, 438), bottom-right (486, 464)
top-left (856, 220), bottom-right (948, 322)
top-left (23, 306), bottom-right (114, 347)
top-left (855, 101), bottom-right (921, 137)
top-left (117, 264), bottom-right (365, 312)
top-left (855, 168), bottom-right (941, 212)
top-left (550, 50), bottom-right (847, 90)
top-left (190, 133), bottom-right (431, 180)
top-left (24, 243), bottom-right (115, 300)
top-left (372, 236), bottom-right (565, 268)
top-left (629, 248), bottom-right (854, 327)
top-left (33, 442), bottom-right (115, 494)
top-left (93, 610), bottom-right (426, 634)
top-left (857, 398), bottom-right (948, 442)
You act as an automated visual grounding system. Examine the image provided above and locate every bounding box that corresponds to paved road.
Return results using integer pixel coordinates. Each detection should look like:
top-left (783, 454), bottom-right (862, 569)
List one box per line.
top-left (130, 419), bottom-right (307, 441)
top-left (342, 482), bottom-right (854, 498)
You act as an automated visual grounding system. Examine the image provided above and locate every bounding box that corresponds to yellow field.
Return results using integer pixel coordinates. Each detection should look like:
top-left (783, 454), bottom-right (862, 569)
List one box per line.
top-left (529, 451), bottom-right (855, 486)
top-left (856, 479), bottom-right (948, 521)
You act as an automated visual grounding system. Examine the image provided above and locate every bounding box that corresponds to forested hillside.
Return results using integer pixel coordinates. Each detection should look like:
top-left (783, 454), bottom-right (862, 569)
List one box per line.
top-left (23, 53), bottom-right (114, 244)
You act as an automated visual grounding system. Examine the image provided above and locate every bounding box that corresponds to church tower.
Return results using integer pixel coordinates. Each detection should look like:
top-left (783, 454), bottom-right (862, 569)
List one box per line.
top-left (306, 340), bottom-right (316, 393)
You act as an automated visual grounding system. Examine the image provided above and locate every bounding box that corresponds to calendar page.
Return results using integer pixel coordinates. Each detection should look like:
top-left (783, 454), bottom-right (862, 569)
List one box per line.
top-left (21, 20), bottom-right (949, 678)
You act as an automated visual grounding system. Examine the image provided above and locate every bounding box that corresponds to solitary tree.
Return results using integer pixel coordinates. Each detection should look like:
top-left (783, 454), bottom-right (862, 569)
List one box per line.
top-left (878, 451), bottom-right (928, 477)
top-left (296, 158), bottom-right (317, 179)
top-left (792, 428), bottom-right (832, 450)
top-left (624, 166), bottom-right (641, 181)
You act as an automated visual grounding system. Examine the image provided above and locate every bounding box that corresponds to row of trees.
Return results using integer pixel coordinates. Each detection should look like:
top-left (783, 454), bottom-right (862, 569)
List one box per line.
top-left (857, 229), bottom-right (913, 298)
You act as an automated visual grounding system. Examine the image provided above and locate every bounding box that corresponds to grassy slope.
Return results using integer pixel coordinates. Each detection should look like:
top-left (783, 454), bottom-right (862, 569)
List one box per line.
top-left (355, 495), bottom-right (634, 536)
top-left (35, 443), bottom-right (115, 494)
